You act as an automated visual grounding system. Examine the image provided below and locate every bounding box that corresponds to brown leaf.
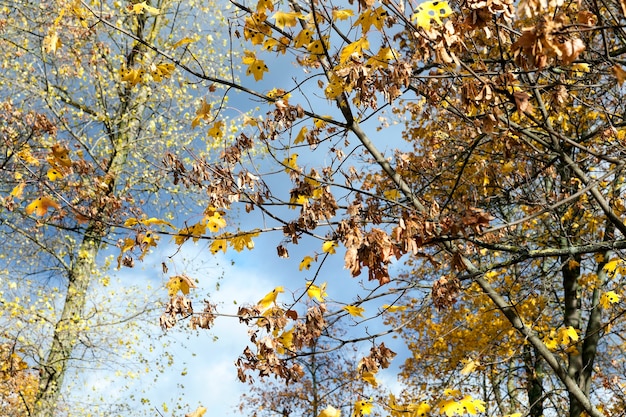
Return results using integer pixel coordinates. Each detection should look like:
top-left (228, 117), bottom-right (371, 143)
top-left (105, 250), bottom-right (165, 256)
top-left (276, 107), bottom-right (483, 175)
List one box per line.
top-left (612, 65), bottom-right (626, 86)
top-left (513, 91), bottom-right (531, 114)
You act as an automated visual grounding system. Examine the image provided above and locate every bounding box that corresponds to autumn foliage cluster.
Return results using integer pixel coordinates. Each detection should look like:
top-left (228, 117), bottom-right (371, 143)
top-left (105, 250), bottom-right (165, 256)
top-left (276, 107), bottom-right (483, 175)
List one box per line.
top-left (3, 0), bottom-right (626, 416)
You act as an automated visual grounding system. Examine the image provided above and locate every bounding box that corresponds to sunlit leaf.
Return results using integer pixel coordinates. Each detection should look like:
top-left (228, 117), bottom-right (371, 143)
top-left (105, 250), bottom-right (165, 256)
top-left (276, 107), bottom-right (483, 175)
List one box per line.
top-left (258, 286), bottom-right (285, 310)
top-left (343, 305), bottom-right (365, 317)
top-left (166, 274), bottom-right (197, 296)
top-left (25, 196), bottom-right (60, 216)
top-left (412, 0), bottom-right (453, 30)
top-left (306, 281), bottom-right (327, 301)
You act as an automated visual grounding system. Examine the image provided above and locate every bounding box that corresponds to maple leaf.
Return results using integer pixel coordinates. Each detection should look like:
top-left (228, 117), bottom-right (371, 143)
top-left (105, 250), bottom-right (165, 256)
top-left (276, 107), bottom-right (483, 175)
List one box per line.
top-left (166, 274), bottom-right (197, 296)
top-left (319, 405), bottom-right (341, 417)
top-left (258, 286), bottom-right (285, 310)
top-left (43, 31), bottom-right (61, 54)
top-left (171, 37), bottom-right (195, 49)
top-left (339, 37), bottom-right (369, 63)
top-left (343, 305), bottom-right (365, 317)
top-left (458, 396), bottom-right (485, 415)
top-left (230, 231), bottom-right (259, 251)
top-left (293, 28), bottom-right (313, 48)
top-left (322, 240), bottom-right (337, 254)
top-left (185, 406), bottom-right (207, 417)
top-left (272, 11), bottom-right (304, 29)
top-left (120, 67), bottom-right (144, 86)
top-left (25, 196), bottom-right (61, 216)
top-left (354, 398), bottom-right (373, 416)
top-left (603, 258), bottom-right (622, 276)
top-left (210, 239), bottom-right (228, 254)
top-left (47, 168), bottom-right (63, 181)
top-left (412, 0), bottom-right (453, 31)
top-left (277, 328), bottom-right (294, 353)
top-left (306, 281), bottom-right (327, 301)
top-left (612, 65), bottom-right (626, 86)
top-left (332, 9), bottom-right (354, 20)
top-left (243, 50), bottom-right (269, 81)
top-left (437, 398), bottom-right (464, 417)
top-left (600, 290), bottom-right (620, 309)
top-left (207, 212), bottom-right (227, 233)
top-left (299, 256), bottom-right (314, 271)
top-left (361, 370), bottom-right (378, 387)
top-left (129, 1), bottom-right (160, 14)
top-left (208, 120), bottom-right (225, 140)
top-left (192, 98), bottom-right (212, 128)
top-left (10, 182), bottom-right (25, 198)
top-left (294, 126), bottom-right (308, 144)
top-left (49, 143), bottom-right (72, 167)
top-left (382, 304), bottom-right (407, 312)
top-left (354, 7), bottom-right (388, 34)
top-left (283, 154), bottom-right (299, 172)
top-left (460, 358), bottom-right (480, 375)
top-left (543, 329), bottom-right (559, 350)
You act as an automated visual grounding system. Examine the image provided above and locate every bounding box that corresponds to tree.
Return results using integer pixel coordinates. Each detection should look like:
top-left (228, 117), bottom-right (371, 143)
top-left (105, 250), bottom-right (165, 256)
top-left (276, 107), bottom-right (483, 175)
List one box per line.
top-left (0, 0), bottom-right (234, 415)
top-left (46, 0), bottom-right (626, 416)
top-left (238, 325), bottom-right (380, 417)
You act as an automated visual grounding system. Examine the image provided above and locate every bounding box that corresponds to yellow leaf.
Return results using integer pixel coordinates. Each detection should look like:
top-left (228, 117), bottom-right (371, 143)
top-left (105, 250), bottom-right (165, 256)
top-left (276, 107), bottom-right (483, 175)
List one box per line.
top-left (294, 126), bottom-right (308, 144)
top-left (141, 217), bottom-right (175, 228)
top-left (17, 145), bottom-right (40, 165)
top-left (208, 120), bottom-right (225, 140)
top-left (210, 238), bottom-right (228, 254)
top-left (258, 286), bottom-right (285, 310)
top-left (339, 37), bottom-right (369, 63)
top-left (322, 240), bottom-right (337, 254)
top-left (130, 1), bottom-right (160, 14)
top-left (43, 31), bottom-right (61, 54)
top-left (343, 305), bottom-right (365, 317)
top-left (354, 7), bottom-right (388, 33)
top-left (10, 182), bottom-right (25, 198)
top-left (543, 329), bottom-right (558, 350)
top-left (603, 258), bottom-right (621, 276)
top-left (25, 196), bottom-right (60, 216)
top-left (277, 328), bottom-right (294, 352)
top-left (361, 371), bottom-right (378, 387)
top-left (207, 212), bottom-right (227, 233)
top-left (319, 405), bottom-right (341, 417)
top-left (120, 238), bottom-right (135, 252)
top-left (294, 28), bottom-right (313, 48)
top-left (166, 274), bottom-right (197, 296)
top-left (192, 98), bottom-right (212, 128)
top-left (600, 290), bottom-right (620, 309)
top-left (299, 255), bottom-right (314, 271)
top-left (382, 304), bottom-right (408, 313)
top-left (354, 398), bottom-right (373, 417)
top-left (412, 0), bottom-right (453, 30)
top-left (333, 9), bottom-right (354, 20)
top-left (437, 398), bottom-right (464, 417)
top-left (185, 406), bottom-right (207, 417)
top-left (306, 281), bottom-right (327, 301)
top-left (559, 326), bottom-right (579, 345)
top-left (120, 67), bottom-right (144, 86)
top-left (172, 37), bottom-right (195, 49)
top-left (243, 51), bottom-right (269, 81)
top-left (458, 396), bottom-right (485, 415)
top-left (283, 154), bottom-right (299, 172)
top-left (460, 358), bottom-right (480, 375)
top-left (272, 11), bottom-right (304, 29)
top-left (229, 231), bottom-right (259, 251)
top-left (47, 168), bottom-right (64, 181)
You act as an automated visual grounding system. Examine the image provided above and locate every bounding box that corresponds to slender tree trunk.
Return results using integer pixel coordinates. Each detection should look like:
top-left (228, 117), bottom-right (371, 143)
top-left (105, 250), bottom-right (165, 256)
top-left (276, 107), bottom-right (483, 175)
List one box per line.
top-left (33, 226), bottom-right (101, 416)
top-left (523, 345), bottom-right (544, 417)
